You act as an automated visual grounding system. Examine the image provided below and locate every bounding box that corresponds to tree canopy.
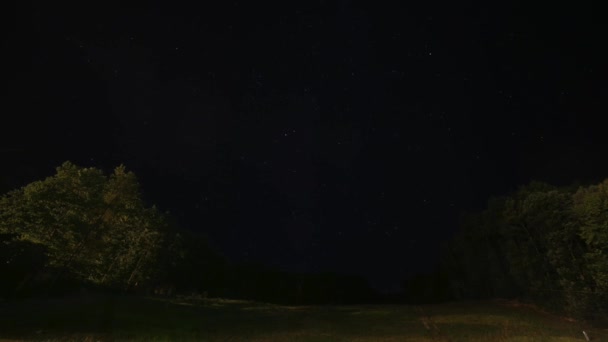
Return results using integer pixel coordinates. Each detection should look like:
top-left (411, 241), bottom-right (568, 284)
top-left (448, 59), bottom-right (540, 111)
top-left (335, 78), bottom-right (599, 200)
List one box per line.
top-left (0, 162), bottom-right (168, 296)
top-left (439, 179), bottom-right (608, 321)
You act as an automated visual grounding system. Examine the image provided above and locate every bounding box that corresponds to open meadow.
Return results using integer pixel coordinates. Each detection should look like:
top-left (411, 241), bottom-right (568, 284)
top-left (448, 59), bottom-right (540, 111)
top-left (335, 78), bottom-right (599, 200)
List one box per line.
top-left (1, 295), bottom-right (606, 341)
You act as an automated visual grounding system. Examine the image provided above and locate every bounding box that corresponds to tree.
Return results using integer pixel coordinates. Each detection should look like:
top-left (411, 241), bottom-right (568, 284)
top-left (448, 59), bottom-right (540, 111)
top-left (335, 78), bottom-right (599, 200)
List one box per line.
top-left (0, 162), bottom-right (168, 294)
top-left (500, 184), bottom-right (571, 305)
top-left (571, 180), bottom-right (608, 317)
top-left (441, 179), bottom-right (608, 320)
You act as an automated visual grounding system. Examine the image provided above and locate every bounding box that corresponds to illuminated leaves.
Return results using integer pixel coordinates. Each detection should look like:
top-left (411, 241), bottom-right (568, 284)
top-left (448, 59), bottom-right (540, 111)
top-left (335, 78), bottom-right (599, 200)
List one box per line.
top-left (0, 161), bottom-right (168, 290)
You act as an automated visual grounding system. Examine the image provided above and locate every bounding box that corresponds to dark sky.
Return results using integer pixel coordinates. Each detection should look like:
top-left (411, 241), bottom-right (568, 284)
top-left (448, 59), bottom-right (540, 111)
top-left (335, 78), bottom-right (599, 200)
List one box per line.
top-left (3, 2), bottom-right (607, 292)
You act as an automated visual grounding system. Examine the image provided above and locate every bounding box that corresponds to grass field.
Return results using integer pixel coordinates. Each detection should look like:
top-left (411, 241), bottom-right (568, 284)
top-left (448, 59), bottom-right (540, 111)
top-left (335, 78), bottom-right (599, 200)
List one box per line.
top-left (0, 294), bottom-right (606, 341)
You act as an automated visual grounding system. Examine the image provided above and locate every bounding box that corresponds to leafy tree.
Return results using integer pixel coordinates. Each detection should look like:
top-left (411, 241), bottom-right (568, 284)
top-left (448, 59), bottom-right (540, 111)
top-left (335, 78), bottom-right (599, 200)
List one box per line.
top-left (441, 179), bottom-right (608, 320)
top-left (0, 162), bottom-right (168, 294)
top-left (500, 185), bottom-right (571, 305)
top-left (571, 180), bottom-right (608, 316)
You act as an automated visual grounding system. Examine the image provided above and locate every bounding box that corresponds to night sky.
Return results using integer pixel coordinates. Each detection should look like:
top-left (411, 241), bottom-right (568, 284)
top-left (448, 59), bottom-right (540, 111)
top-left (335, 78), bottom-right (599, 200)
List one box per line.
top-left (3, 2), bottom-right (607, 292)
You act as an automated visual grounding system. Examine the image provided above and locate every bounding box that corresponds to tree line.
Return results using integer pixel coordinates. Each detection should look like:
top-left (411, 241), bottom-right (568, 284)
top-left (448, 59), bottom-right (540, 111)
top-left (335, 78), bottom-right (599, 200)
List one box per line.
top-left (0, 162), bottom-right (374, 304)
top-left (417, 180), bottom-right (608, 321)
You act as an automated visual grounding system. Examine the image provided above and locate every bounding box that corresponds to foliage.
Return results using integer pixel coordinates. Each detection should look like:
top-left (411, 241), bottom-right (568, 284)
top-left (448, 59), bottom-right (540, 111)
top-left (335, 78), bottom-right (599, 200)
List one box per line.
top-left (439, 179), bottom-right (608, 321)
top-left (0, 162), bottom-right (168, 296)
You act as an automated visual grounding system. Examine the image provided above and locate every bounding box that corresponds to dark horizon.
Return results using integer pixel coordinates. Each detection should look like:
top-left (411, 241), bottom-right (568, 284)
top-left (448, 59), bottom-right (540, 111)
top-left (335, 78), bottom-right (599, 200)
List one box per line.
top-left (3, 2), bottom-right (607, 293)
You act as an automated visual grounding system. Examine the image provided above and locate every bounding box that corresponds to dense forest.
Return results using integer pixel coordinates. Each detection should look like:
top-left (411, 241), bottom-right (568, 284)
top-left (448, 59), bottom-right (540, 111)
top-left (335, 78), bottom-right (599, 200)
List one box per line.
top-left (2, 162), bottom-right (608, 322)
top-left (0, 162), bottom-right (374, 305)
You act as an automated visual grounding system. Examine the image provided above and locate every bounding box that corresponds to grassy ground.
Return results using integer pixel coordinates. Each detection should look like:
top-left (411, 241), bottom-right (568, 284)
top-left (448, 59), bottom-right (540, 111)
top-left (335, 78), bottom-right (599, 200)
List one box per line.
top-left (0, 294), bottom-right (606, 341)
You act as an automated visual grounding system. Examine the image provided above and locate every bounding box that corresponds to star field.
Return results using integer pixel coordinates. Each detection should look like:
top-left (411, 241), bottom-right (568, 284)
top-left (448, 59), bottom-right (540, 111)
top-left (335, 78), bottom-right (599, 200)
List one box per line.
top-left (2, 1), bottom-right (607, 292)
